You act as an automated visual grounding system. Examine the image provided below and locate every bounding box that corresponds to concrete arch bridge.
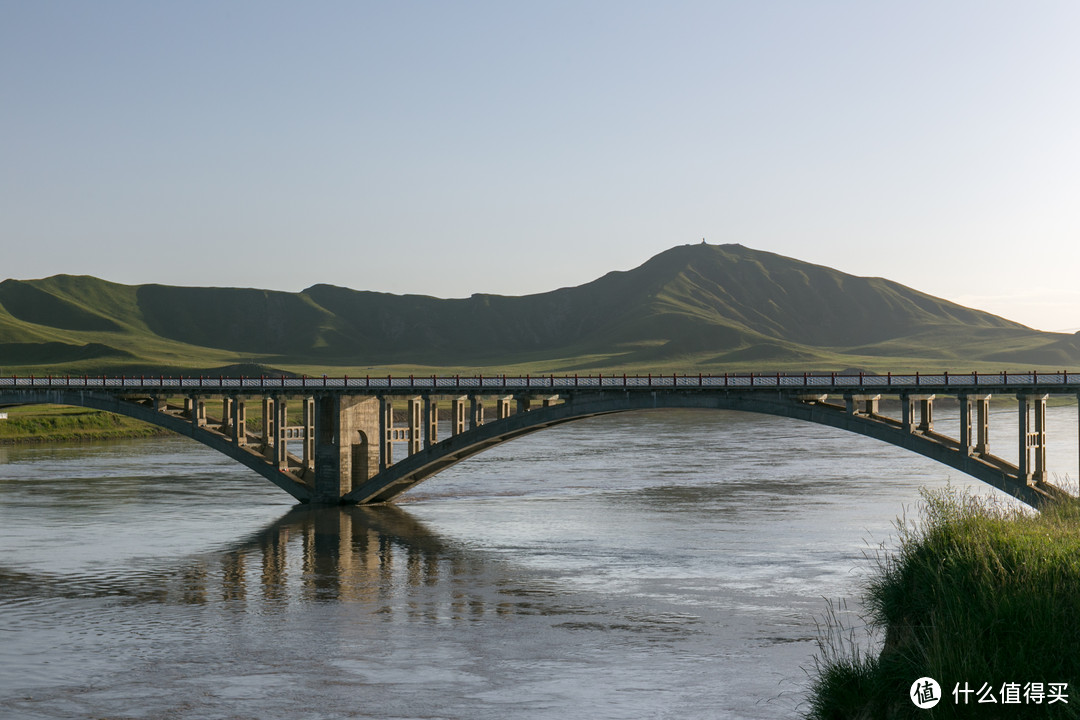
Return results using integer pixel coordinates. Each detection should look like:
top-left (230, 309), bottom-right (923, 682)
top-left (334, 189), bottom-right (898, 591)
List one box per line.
top-left (1, 372), bottom-right (1077, 509)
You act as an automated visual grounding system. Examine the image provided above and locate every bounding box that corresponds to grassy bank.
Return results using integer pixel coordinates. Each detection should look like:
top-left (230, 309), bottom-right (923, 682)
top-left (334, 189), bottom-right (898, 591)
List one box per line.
top-left (0, 405), bottom-right (170, 443)
top-left (806, 488), bottom-right (1080, 718)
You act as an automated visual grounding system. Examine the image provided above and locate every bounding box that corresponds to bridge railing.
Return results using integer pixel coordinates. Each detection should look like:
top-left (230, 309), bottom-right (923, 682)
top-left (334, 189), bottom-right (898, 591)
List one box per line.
top-left (0, 371), bottom-right (1073, 392)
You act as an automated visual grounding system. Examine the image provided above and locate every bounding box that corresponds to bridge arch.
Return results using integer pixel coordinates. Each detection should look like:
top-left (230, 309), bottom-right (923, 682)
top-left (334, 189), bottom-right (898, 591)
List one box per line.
top-left (0, 389), bottom-right (312, 502)
top-left (345, 391), bottom-right (1053, 508)
top-left (1, 381), bottom-right (1067, 510)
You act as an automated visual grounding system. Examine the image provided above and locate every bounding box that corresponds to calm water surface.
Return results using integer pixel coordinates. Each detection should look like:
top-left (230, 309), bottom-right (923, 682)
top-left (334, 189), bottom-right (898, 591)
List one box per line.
top-left (1, 406), bottom-right (1076, 719)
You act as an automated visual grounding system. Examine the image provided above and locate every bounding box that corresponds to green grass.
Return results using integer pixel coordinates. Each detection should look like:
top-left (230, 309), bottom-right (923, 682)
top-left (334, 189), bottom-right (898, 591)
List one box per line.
top-left (806, 488), bottom-right (1080, 719)
top-left (0, 405), bottom-right (169, 443)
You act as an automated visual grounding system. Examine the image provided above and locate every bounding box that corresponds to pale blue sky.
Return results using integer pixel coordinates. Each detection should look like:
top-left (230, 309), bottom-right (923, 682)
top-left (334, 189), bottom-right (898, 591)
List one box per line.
top-left (4, 1), bottom-right (1079, 331)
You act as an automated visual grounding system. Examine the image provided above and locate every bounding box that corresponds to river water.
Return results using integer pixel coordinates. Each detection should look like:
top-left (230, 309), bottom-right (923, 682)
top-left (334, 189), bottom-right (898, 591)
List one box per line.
top-left (0, 405), bottom-right (1076, 719)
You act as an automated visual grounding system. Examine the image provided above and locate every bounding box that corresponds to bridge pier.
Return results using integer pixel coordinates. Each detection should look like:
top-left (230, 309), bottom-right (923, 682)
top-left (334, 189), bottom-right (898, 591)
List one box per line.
top-left (232, 398), bottom-right (246, 446)
top-left (976, 395), bottom-right (991, 454)
top-left (844, 393), bottom-right (880, 416)
top-left (380, 397), bottom-right (393, 470)
top-left (902, 395), bottom-right (935, 433)
top-left (313, 395), bottom-right (380, 503)
top-left (408, 397), bottom-right (422, 455)
top-left (471, 397), bottom-right (484, 429)
top-left (187, 396), bottom-right (208, 429)
top-left (302, 397), bottom-right (314, 473)
top-left (452, 396), bottom-right (467, 435)
top-left (958, 393), bottom-right (992, 455)
top-left (261, 397), bottom-right (274, 457)
top-left (1018, 394), bottom-right (1048, 484)
top-left (274, 396), bottom-right (288, 471)
top-left (918, 397), bottom-right (934, 433)
top-left (424, 397), bottom-right (438, 449)
top-left (497, 396), bottom-right (511, 420)
top-left (220, 397), bottom-right (231, 435)
top-left (515, 395), bottom-right (557, 414)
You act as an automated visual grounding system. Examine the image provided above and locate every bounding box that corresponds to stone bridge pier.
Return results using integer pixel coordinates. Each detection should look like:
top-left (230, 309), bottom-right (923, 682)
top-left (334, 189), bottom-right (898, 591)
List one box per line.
top-left (312, 396), bottom-right (381, 503)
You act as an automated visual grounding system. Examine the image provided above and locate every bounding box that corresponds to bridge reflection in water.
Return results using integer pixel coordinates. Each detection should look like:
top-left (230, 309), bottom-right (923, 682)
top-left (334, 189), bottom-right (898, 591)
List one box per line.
top-left (169, 506), bottom-right (516, 616)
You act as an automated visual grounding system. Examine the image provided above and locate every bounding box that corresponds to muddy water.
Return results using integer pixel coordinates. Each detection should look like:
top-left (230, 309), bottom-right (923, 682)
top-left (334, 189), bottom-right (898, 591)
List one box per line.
top-left (0, 406), bottom-right (1074, 719)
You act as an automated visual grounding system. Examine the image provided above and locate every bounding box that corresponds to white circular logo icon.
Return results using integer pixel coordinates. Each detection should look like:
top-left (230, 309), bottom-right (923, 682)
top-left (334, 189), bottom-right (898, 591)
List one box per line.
top-left (910, 677), bottom-right (941, 709)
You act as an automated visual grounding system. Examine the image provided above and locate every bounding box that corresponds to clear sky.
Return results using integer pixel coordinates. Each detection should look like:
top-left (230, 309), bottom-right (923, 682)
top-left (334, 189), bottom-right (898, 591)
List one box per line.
top-left (3, 1), bottom-right (1079, 331)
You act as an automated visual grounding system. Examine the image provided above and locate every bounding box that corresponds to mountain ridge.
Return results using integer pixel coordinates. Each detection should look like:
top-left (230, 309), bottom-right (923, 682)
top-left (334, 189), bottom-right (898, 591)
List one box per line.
top-left (0, 243), bottom-right (1073, 374)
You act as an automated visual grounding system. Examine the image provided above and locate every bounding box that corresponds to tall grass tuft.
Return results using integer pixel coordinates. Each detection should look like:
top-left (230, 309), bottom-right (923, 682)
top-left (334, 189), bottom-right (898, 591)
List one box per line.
top-left (806, 487), bottom-right (1080, 719)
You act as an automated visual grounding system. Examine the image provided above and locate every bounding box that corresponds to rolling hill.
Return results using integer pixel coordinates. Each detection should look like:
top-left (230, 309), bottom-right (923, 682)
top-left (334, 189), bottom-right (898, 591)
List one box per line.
top-left (1, 243), bottom-right (1077, 375)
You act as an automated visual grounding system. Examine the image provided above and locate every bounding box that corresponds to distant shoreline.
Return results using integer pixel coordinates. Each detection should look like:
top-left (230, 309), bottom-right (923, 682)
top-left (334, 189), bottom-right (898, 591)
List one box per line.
top-left (0, 426), bottom-right (172, 445)
top-left (0, 406), bottom-right (171, 446)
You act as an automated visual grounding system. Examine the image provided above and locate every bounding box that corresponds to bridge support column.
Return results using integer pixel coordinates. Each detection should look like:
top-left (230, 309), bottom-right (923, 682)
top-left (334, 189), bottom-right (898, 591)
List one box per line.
top-left (959, 394), bottom-right (991, 456)
top-left (275, 397), bottom-right (288, 471)
top-left (516, 396), bottom-right (531, 414)
top-left (1036, 395), bottom-right (1047, 482)
top-left (303, 397), bottom-right (314, 473)
top-left (452, 396), bottom-right (466, 436)
top-left (261, 397), bottom-right (275, 456)
top-left (408, 397), bottom-right (422, 455)
top-left (187, 396), bottom-right (204, 428)
top-left (918, 396), bottom-right (934, 433)
top-left (231, 398), bottom-right (246, 446)
top-left (471, 397), bottom-right (484, 429)
top-left (497, 396), bottom-right (511, 420)
top-left (380, 397), bottom-right (393, 470)
top-left (902, 395), bottom-right (934, 433)
top-left (313, 395), bottom-right (380, 503)
top-left (975, 396), bottom-right (991, 454)
top-left (960, 395), bottom-right (972, 454)
top-left (221, 397), bottom-right (233, 435)
top-left (844, 394), bottom-right (880, 416)
top-left (1018, 394), bottom-right (1048, 485)
top-left (424, 397), bottom-right (438, 448)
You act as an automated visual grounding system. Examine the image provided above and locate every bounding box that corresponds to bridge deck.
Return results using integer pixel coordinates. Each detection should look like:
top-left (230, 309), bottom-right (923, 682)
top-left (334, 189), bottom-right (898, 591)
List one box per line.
top-left (3, 373), bottom-right (1077, 509)
top-left (2, 371), bottom-right (1078, 395)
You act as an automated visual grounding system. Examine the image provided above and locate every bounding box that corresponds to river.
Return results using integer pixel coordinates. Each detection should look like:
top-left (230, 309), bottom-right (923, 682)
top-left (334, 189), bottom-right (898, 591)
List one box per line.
top-left (0, 405), bottom-right (1076, 719)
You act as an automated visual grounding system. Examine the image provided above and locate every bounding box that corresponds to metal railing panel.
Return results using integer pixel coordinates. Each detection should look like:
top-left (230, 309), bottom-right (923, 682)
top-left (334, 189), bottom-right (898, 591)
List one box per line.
top-left (1, 372), bottom-right (1078, 394)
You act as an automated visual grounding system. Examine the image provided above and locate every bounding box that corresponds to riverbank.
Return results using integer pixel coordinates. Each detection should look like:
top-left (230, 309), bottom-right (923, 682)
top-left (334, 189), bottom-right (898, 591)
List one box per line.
top-left (806, 488), bottom-right (1080, 718)
top-left (0, 405), bottom-right (171, 444)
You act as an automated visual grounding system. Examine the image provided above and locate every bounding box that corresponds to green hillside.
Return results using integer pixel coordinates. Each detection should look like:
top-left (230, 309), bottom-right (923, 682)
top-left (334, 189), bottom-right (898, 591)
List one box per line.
top-left (0, 244), bottom-right (1076, 375)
